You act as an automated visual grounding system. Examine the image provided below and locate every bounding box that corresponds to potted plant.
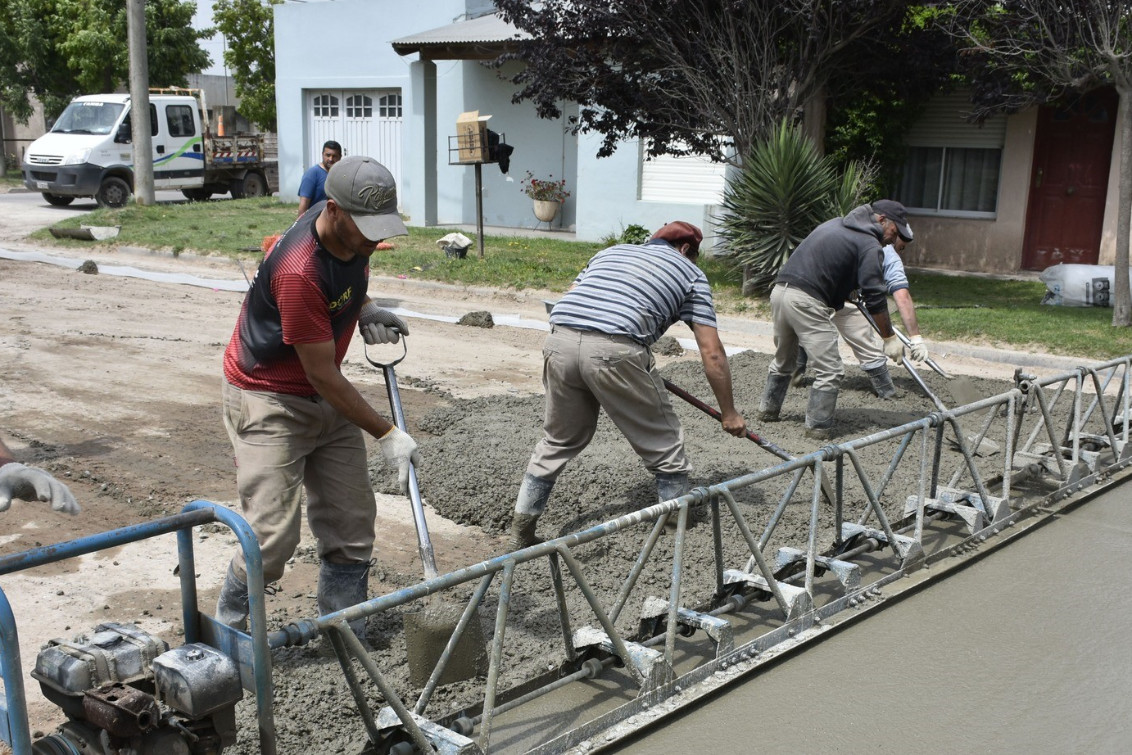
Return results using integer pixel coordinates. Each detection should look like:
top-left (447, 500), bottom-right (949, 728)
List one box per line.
top-left (521, 171), bottom-right (570, 222)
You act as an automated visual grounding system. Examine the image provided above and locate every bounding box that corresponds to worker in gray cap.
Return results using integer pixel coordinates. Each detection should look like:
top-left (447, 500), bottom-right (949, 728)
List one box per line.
top-left (216, 155), bottom-right (417, 644)
top-left (507, 221), bottom-right (747, 550)
top-left (759, 200), bottom-right (909, 440)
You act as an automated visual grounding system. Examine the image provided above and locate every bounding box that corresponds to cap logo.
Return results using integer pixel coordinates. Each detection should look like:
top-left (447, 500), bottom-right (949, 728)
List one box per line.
top-left (357, 184), bottom-right (395, 212)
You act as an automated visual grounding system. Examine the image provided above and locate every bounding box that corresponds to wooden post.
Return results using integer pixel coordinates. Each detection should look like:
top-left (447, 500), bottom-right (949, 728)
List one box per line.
top-left (475, 161), bottom-right (485, 259)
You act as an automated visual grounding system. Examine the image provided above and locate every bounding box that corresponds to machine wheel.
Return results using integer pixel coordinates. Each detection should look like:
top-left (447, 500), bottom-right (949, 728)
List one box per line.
top-left (181, 188), bottom-right (213, 202)
top-left (95, 176), bottom-right (131, 208)
top-left (42, 192), bottom-right (74, 207)
top-left (231, 171), bottom-right (267, 200)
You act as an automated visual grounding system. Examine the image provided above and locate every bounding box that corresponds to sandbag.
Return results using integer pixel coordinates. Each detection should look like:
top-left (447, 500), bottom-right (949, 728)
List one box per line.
top-left (1040, 263), bottom-right (1132, 307)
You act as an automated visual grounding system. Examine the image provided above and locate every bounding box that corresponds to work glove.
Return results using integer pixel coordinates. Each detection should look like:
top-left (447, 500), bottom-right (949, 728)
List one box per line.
top-left (0, 463), bottom-right (80, 515)
top-left (883, 335), bottom-right (905, 363)
top-left (358, 301), bottom-right (409, 345)
top-left (378, 426), bottom-right (420, 495)
top-left (908, 335), bottom-right (929, 364)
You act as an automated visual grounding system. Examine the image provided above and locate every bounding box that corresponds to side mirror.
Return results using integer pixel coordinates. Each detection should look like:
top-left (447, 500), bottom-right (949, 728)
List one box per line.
top-left (115, 121), bottom-right (132, 144)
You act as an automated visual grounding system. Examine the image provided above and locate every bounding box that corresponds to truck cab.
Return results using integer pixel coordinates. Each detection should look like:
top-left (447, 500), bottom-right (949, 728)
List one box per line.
top-left (22, 90), bottom-right (273, 208)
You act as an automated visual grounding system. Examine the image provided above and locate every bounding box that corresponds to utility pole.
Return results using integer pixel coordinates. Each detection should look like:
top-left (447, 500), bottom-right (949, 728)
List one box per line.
top-left (127, 0), bottom-right (154, 205)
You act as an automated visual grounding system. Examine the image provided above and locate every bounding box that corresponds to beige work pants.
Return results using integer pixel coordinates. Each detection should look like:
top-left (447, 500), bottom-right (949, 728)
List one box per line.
top-left (832, 305), bottom-right (886, 370)
top-left (222, 381), bottom-right (376, 585)
top-left (769, 283), bottom-right (844, 391)
top-left (525, 326), bottom-right (691, 481)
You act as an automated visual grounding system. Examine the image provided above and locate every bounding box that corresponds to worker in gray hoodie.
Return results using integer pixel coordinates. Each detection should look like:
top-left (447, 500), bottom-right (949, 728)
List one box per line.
top-left (759, 200), bottom-right (910, 439)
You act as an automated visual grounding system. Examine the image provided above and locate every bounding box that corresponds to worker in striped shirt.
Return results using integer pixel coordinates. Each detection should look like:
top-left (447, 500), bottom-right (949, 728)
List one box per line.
top-left (508, 221), bottom-right (747, 550)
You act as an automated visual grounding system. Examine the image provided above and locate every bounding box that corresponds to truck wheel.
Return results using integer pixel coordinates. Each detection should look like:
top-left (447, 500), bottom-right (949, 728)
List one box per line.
top-left (42, 193), bottom-right (75, 207)
top-left (182, 188), bottom-right (213, 202)
top-left (231, 172), bottom-right (267, 200)
top-left (96, 177), bottom-right (131, 208)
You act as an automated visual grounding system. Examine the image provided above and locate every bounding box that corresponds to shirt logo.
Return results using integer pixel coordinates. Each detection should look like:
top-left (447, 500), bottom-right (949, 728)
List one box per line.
top-left (329, 286), bottom-right (353, 312)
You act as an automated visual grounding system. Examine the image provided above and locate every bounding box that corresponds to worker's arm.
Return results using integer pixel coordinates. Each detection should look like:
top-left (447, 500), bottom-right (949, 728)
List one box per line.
top-left (294, 339), bottom-right (419, 493)
top-left (294, 339), bottom-right (393, 439)
top-left (690, 323), bottom-right (746, 437)
top-left (892, 288), bottom-right (921, 336)
top-left (296, 196), bottom-right (311, 218)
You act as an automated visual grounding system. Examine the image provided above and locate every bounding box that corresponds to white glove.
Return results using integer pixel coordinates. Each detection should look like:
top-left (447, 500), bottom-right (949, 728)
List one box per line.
top-left (358, 301), bottom-right (409, 345)
top-left (882, 335), bottom-right (905, 363)
top-left (908, 335), bottom-right (928, 363)
top-left (0, 463), bottom-right (80, 515)
top-left (378, 426), bottom-right (420, 495)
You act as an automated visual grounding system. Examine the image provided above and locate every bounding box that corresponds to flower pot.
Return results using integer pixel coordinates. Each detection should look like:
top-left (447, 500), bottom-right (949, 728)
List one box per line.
top-left (532, 199), bottom-right (561, 222)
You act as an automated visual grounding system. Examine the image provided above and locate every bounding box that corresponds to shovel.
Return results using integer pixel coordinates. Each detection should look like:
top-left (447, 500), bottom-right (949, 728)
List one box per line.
top-left (365, 337), bottom-right (486, 687)
top-left (663, 379), bottom-right (836, 505)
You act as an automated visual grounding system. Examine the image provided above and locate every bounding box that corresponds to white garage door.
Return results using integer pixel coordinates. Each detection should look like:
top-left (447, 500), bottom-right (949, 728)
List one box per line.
top-left (307, 89), bottom-right (403, 193)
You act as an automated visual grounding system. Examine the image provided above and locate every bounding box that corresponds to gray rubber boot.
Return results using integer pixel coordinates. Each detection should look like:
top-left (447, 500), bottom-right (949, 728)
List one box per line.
top-left (318, 560), bottom-right (371, 647)
top-left (864, 365), bottom-right (900, 399)
top-left (804, 387), bottom-right (839, 440)
top-left (758, 373), bottom-right (792, 422)
top-left (790, 347), bottom-right (809, 388)
top-left (215, 562), bottom-right (249, 631)
top-left (656, 472), bottom-right (692, 532)
top-left (508, 473), bottom-right (555, 550)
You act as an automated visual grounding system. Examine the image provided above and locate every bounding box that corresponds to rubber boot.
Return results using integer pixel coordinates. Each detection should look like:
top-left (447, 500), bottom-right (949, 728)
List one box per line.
top-left (508, 473), bottom-right (554, 550)
top-left (804, 387), bottom-right (839, 441)
top-left (318, 560), bottom-right (371, 649)
top-left (790, 347), bottom-right (809, 388)
top-left (758, 373), bottom-right (792, 422)
top-left (215, 562), bottom-right (249, 631)
top-left (864, 364), bottom-right (900, 399)
top-left (657, 472), bottom-right (692, 533)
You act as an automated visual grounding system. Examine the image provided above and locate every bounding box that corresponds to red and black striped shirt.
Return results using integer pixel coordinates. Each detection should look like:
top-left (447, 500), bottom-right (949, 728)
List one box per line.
top-left (223, 205), bottom-right (369, 395)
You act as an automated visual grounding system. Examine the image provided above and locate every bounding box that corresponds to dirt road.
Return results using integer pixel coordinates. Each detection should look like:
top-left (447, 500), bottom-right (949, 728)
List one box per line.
top-left (0, 234), bottom-right (1086, 752)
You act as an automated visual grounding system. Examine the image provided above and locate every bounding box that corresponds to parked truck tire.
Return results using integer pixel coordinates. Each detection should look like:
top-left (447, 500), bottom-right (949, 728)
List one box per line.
top-left (96, 176), bottom-right (131, 209)
top-left (42, 193), bottom-right (75, 207)
top-left (230, 171), bottom-right (267, 200)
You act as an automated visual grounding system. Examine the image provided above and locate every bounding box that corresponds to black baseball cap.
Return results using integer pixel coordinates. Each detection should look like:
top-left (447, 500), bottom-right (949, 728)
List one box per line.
top-left (872, 199), bottom-right (913, 242)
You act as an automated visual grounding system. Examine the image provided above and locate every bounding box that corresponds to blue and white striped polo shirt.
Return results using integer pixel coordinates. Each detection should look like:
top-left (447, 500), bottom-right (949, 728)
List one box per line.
top-left (549, 239), bottom-right (717, 346)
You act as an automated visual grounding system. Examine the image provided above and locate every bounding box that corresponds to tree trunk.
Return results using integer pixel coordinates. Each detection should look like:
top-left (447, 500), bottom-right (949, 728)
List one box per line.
top-left (1113, 87), bottom-right (1132, 327)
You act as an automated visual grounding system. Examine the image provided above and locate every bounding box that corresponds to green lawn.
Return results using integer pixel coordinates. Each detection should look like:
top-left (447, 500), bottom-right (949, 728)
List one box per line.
top-left (28, 196), bottom-right (1132, 361)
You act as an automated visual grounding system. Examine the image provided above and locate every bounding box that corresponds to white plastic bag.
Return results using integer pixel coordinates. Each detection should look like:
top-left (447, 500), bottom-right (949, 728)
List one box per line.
top-left (1040, 263), bottom-right (1132, 307)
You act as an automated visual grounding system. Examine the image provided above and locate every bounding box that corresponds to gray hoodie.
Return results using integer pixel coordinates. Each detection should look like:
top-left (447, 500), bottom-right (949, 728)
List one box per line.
top-left (775, 204), bottom-right (889, 314)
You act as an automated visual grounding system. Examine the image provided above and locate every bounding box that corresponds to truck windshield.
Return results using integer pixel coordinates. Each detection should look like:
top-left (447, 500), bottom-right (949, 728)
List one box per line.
top-left (50, 101), bottom-right (126, 135)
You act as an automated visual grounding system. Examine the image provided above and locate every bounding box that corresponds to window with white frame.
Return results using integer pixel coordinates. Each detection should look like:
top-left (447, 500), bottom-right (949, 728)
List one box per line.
top-left (378, 94), bottom-right (402, 118)
top-left (897, 90), bottom-right (1006, 216)
top-left (312, 94), bottom-right (339, 118)
top-left (639, 139), bottom-right (731, 204)
top-left (346, 94), bottom-right (372, 119)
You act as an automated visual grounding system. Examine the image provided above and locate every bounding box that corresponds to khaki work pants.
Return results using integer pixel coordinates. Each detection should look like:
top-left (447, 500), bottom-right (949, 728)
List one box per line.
top-left (222, 381), bottom-right (376, 585)
top-left (769, 283), bottom-right (844, 391)
top-left (832, 305), bottom-right (886, 370)
top-left (525, 326), bottom-right (691, 481)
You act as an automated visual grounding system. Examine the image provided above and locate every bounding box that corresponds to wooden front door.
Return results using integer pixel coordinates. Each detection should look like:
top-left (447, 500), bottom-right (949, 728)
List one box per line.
top-left (1022, 88), bottom-right (1117, 270)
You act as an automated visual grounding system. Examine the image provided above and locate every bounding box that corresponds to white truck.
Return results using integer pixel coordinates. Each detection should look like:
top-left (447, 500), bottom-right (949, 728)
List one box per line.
top-left (21, 87), bottom-right (277, 208)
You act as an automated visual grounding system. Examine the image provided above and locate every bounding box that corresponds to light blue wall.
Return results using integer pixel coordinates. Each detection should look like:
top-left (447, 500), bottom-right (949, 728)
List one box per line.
top-left (273, 0), bottom-right (717, 245)
top-left (274, 0), bottom-right (467, 210)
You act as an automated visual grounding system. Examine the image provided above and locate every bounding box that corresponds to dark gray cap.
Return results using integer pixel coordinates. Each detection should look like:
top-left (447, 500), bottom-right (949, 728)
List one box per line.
top-left (325, 156), bottom-right (408, 242)
top-left (872, 199), bottom-right (913, 242)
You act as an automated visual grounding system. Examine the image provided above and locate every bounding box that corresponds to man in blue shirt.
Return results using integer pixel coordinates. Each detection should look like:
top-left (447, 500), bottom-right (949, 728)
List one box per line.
top-left (296, 140), bottom-right (342, 217)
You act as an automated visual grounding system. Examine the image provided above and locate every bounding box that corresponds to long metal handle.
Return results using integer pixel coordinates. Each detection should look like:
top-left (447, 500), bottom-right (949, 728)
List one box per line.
top-left (852, 300), bottom-right (947, 411)
top-left (382, 360), bottom-right (440, 581)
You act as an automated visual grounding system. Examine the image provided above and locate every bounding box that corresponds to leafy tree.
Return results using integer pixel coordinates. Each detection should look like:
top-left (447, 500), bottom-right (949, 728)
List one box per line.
top-left (0, 0), bottom-right (210, 122)
top-left (718, 120), bottom-right (874, 294)
top-left (956, 0), bottom-right (1132, 326)
top-left (213, 0), bottom-right (279, 132)
top-left (494, 0), bottom-right (916, 163)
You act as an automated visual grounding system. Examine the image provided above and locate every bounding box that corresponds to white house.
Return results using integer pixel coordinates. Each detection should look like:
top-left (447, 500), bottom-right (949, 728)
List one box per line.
top-left (273, 0), bottom-right (1128, 275)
